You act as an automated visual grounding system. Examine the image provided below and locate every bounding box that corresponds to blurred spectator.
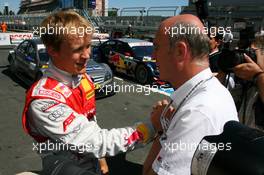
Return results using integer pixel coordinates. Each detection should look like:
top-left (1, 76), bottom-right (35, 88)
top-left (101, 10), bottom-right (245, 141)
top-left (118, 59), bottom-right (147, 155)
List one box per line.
top-left (1, 22), bottom-right (7, 32)
top-left (209, 32), bottom-right (223, 72)
top-left (125, 24), bottom-right (133, 38)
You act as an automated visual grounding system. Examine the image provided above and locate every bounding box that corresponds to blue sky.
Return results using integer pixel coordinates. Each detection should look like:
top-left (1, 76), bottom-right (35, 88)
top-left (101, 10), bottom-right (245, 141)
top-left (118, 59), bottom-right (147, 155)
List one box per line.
top-left (0, 0), bottom-right (188, 14)
top-left (109, 0), bottom-right (188, 8)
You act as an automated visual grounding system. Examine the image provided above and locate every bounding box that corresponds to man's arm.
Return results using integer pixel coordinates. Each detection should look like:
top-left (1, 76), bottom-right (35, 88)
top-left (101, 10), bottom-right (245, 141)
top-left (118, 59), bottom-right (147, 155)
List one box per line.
top-left (233, 55), bottom-right (263, 81)
top-left (143, 99), bottom-right (175, 175)
top-left (27, 98), bottom-right (156, 158)
top-left (233, 53), bottom-right (264, 102)
top-left (143, 137), bottom-right (160, 175)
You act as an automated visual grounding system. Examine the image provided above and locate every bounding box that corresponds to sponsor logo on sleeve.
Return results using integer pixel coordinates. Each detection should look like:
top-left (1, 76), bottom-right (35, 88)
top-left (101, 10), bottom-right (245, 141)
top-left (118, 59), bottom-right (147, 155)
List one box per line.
top-left (48, 106), bottom-right (65, 121)
top-left (40, 101), bottom-right (59, 112)
top-left (124, 130), bottom-right (143, 146)
top-left (36, 89), bottom-right (66, 103)
top-left (63, 113), bottom-right (76, 132)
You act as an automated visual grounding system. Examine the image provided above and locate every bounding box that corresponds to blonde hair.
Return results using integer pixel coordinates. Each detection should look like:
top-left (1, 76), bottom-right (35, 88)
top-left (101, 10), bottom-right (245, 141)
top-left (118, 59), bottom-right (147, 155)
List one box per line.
top-left (40, 10), bottom-right (93, 51)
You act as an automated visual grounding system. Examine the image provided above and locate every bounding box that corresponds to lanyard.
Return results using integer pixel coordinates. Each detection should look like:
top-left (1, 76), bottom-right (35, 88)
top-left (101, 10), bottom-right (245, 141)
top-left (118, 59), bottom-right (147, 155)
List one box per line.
top-left (160, 76), bottom-right (214, 140)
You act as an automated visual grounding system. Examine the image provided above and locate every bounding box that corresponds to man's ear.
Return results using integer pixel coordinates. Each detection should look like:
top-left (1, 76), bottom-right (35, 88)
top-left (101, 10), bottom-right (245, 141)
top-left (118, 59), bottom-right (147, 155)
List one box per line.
top-left (172, 41), bottom-right (188, 62)
top-left (46, 46), bottom-right (58, 58)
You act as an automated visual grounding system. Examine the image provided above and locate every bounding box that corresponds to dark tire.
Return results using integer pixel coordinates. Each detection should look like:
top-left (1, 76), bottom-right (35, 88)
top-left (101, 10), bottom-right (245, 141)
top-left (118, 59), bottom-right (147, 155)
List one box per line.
top-left (9, 57), bottom-right (17, 74)
top-left (135, 64), bottom-right (151, 84)
top-left (7, 54), bottom-right (12, 64)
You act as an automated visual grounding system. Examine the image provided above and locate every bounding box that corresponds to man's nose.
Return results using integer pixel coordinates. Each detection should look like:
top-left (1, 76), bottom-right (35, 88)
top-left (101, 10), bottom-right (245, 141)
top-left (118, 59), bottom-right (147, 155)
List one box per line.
top-left (81, 48), bottom-right (91, 59)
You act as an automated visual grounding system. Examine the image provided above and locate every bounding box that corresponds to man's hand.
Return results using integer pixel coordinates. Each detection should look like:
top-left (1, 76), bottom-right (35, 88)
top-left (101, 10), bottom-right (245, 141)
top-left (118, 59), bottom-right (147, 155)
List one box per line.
top-left (233, 54), bottom-right (263, 81)
top-left (150, 100), bottom-right (175, 132)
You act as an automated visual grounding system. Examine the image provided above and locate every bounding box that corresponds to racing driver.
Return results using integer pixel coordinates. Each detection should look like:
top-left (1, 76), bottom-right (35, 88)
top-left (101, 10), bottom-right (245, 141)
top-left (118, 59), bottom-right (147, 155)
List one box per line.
top-left (22, 10), bottom-right (163, 175)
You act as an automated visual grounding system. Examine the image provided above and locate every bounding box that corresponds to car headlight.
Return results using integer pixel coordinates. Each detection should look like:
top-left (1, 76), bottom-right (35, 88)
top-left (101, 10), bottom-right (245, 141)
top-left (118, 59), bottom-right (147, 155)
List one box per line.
top-left (105, 70), bottom-right (112, 81)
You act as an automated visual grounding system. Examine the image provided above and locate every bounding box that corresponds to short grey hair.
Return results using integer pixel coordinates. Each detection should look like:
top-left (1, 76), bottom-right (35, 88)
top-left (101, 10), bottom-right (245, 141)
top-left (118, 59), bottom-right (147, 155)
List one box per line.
top-left (167, 22), bottom-right (210, 60)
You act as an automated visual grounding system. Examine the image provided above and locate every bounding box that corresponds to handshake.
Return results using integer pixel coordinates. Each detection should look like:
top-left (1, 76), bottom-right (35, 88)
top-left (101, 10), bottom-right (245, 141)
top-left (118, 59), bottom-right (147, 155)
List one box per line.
top-left (134, 99), bottom-right (175, 146)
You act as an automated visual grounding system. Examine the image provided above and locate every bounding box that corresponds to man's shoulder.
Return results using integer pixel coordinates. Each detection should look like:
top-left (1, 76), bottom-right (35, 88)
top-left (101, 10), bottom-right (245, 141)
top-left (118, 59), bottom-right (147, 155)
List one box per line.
top-left (207, 77), bottom-right (234, 97)
top-left (186, 80), bottom-right (238, 122)
top-left (192, 78), bottom-right (231, 101)
top-left (198, 81), bottom-right (236, 111)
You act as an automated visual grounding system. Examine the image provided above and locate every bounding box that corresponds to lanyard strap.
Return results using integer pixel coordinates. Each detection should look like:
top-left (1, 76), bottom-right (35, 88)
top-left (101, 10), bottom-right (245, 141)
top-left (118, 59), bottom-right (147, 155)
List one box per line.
top-left (160, 76), bottom-right (214, 139)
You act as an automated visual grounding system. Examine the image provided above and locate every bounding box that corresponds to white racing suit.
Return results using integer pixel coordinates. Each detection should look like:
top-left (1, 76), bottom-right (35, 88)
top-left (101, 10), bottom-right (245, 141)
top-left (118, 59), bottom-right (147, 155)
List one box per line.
top-left (22, 63), bottom-right (155, 174)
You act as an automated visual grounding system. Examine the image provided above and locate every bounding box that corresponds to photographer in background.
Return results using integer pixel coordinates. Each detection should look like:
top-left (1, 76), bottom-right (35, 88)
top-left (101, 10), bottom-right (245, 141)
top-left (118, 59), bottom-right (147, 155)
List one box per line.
top-left (218, 31), bottom-right (264, 130)
top-left (209, 32), bottom-right (223, 72)
top-left (233, 32), bottom-right (264, 129)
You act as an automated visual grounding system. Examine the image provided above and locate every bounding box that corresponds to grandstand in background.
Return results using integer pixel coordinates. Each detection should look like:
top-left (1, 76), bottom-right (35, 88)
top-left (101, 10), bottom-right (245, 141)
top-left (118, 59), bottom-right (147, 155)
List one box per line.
top-left (182, 0), bottom-right (264, 30)
top-left (181, 0), bottom-right (264, 42)
top-left (18, 0), bottom-right (108, 16)
top-left (0, 0), bottom-right (263, 41)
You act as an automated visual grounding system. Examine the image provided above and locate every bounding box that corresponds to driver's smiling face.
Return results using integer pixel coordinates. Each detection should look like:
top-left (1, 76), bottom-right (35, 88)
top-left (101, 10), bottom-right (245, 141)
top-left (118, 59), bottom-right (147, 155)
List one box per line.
top-left (51, 34), bottom-right (92, 75)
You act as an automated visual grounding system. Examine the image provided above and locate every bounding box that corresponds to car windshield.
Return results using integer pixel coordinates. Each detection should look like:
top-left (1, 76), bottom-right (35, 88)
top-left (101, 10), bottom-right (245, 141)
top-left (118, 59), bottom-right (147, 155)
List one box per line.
top-left (131, 46), bottom-right (153, 58)
top-left (38, 48), bottom-right (50, 63)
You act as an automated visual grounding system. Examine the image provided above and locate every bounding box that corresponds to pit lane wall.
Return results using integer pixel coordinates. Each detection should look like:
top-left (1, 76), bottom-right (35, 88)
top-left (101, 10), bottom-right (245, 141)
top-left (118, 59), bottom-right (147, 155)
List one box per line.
top-left (0, 32), bottom-right (33, 48)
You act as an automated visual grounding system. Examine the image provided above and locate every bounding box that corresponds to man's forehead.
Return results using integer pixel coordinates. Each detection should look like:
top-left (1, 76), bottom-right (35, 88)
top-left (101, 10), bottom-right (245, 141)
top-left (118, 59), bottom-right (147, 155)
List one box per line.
top-left (66, 34), bottom-right (91, 42)
top-left (62, 34), bottom-right (91, 47)
top-left (67, 33), bottom-right (92, 39)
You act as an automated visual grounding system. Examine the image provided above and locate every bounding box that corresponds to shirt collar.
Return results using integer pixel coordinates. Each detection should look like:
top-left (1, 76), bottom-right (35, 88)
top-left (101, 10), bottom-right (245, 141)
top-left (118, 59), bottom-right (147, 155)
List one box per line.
top-left (170, 68), bottom-right (213, 107)
top-left (44, 61), bottom-right (83, 89)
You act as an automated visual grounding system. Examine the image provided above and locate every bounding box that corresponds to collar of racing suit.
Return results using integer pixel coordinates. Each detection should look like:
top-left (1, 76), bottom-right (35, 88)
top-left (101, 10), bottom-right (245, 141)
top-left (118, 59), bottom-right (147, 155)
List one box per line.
top-left (44, 61), bottom-right (83, 89)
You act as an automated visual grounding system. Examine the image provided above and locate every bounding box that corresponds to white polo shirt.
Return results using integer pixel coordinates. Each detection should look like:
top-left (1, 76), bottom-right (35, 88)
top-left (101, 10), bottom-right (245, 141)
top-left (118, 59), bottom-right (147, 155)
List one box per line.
top-left (152, 68), bottom-right (238, 175)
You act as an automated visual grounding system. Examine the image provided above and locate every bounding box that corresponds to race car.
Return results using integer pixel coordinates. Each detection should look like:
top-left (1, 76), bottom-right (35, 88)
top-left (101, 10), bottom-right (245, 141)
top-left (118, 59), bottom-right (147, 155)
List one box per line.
top-left (8, 38), bottom-right (49, 83)
top-left (97, 38), bottom-right (160, 84)
top-left (7, 38), bottom-right (114, 98)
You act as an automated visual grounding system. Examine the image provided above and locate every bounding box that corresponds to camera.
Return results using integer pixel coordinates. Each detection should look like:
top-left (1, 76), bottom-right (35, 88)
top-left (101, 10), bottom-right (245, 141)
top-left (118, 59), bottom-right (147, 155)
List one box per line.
top-left (217, 47), bottom-right (257, 73)
top-left (217, 27), bottom-right (258, 73)
top-left (191, 121), bottom-right (264, 175)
